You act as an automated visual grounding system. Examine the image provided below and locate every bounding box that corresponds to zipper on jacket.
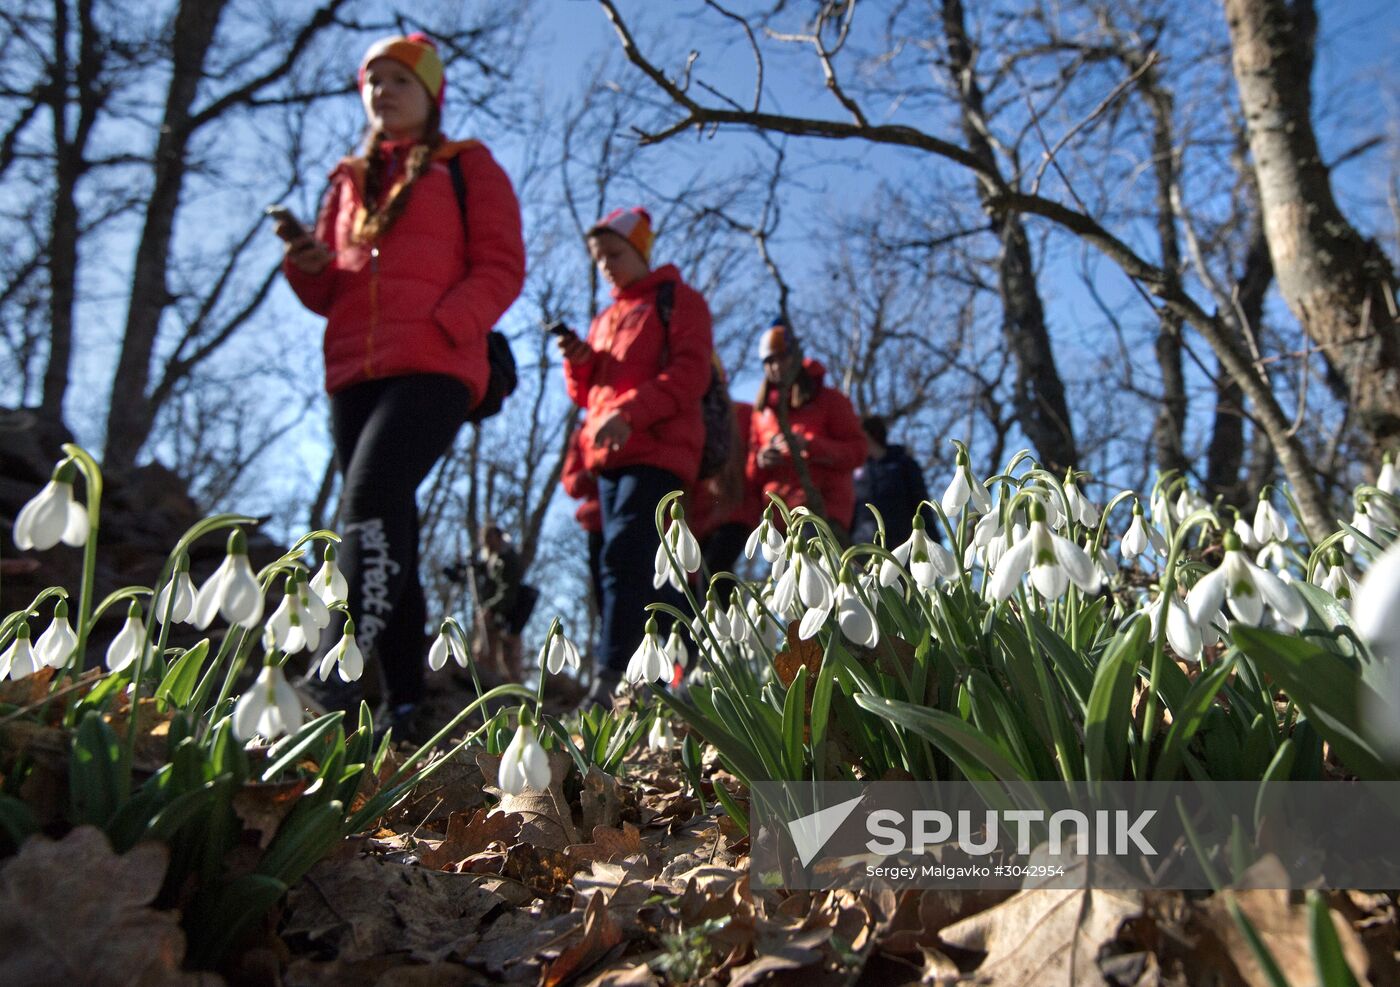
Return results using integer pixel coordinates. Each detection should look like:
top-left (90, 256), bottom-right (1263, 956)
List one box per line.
top-left (365, 244), bottom-right (379, 377)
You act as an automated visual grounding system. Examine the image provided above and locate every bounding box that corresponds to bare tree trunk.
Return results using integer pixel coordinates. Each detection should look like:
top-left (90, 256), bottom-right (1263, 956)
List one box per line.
top-left (1138, 68), bottom-right (1189, 478)
top-left (1225, 0), bottom-right (1400, 451)
top-left (103, 0), bottom-right (228, 472)
top-left (40, 0), bottom-right (102, 427)
top-left (941, 0), bottom-right (1078, 473)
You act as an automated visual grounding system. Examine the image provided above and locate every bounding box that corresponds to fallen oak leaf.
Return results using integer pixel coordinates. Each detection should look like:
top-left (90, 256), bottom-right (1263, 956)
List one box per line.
top-left (567, 823), bottom-right (646, 869)
top-left (233, 777), bottom-right (309, 849)
top-left (478, 748), bottom-right (580, 849)
top-left (0, 826), bottom-right (208, 986)
top-left (541, 890), bottom-right (626, 987)
top-left (419, 809), bottom-right (524, 871)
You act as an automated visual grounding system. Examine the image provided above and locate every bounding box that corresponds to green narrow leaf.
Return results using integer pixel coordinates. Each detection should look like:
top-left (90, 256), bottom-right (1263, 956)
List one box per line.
top-left (1153, 657), bottom-right (1237, 781)
top-left (854, 694), bottom-right (1029, 782)
top-left (258, 712), bottom-right (345, 782)
top-left (1308, 891), bottom-right (1361, 987)
top-left (1085, 620), bottom-right (1147, 783)
top-left (69, 711), bottom-right (125, 829)
top-left (781, 665), bottom-right (808, 779)
top-left (1225, 895), bottom-right (1292, 987)
top-left (154, 639), bottom-right (210, 709)
top-left (711, 778), bottom-right (749, 836)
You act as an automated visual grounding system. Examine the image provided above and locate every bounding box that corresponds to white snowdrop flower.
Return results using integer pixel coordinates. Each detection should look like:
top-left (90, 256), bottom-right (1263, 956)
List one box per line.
top-left (233, 664), bottom-right (304, 742)
top-left (310, 545), bottom-right (349, 606)
top-left (988, 502), bottom-right (1100, 601)
top-left (652, 536), bottom-right (686, 593)
top-left (771, 561), bottom-right (799, 616)
top-left (105, 602), bottom-right (147, 674)
top-left (700, 595), bottom-right (731, 642)
top-left (193, 530), bottom-right (265, 629)
top-left (1379, 455), bottom-right (1399, 497)
top-left (724, 599), bottom-right (752, 648)
top-left (542, 632), bottom-right (581, 674)
top-left (1063, 475), bottom-right (1100, 527)
top-left (836, 580), bottom-right (879, 648)
top-left (264, 584), bottom-right (297, 652)
top-left (1355, 541), bottom-right (1400, 658)
top-left (295, 575), bottom-right (330, 649)
top-left (744, 511), bottom-right (786, 563)
top-left (625, 618), bottom-right (671, 684)
top-left (795, 547), bottom-right (836, 613)
top-left (0, 622), bottom-right (38, 681)
top-left (1093, 544), bottom-right (1118, 586)
top-left (941, 450), bottom-right (991, 517)
top-left (1150, 488), bottom-right (1174, 531)
top-left (1121, 504), bottom-right (1168, 560)
top-left (13, 462), bottom-right (86, 552)
top-left (663, 625), bottom-right (690, 671)
top-left (797, 599), bottom-right (831, 640)
top-left (1343, 504), bottom-right (1378, 554)
top-left (1186, 531), bottom-right (1306, 629)
top-left (35, 601), bottom-right (77, 670)
top-left (666, 506), bottom-right (702, 573)
top-left (153, 558), bottom-right (196, 625)
top-left (1231, 514), bottom-right (1258, 550)
top-left (498, 721), bottom-right (551, 794)
top-left (1255, 541), bottom-right (1287, 571)
top-left (648, 715), bottom-right (676, 751)
top-left (427, 625), bottom-right (469, 671)
top-left (972, 509), bottom-right (1003, 550)
top-left (888, 519), bottom-right (957, 589)
top-left (1144, 594), bottom-right (1218, 662)
top-left (1313, 551), bottom-right (1355, 609)
top-left (1175, 487), bottom-right (1208, 523)
top-left (317, 619), bottom-right (364, 683)
top-left (1252, 498), bottom-right (1289, 546)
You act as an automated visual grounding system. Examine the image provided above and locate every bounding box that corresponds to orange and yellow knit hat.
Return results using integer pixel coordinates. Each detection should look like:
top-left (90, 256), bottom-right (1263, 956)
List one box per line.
top-left (587, 207), bottom-right (655, 264)
top-left (358, 33), bottom-right (446, 108)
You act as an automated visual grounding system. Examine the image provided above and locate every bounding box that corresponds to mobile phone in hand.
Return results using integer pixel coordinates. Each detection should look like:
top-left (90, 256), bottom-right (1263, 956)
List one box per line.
top-left (265, 204), bottom-right (308, 242)
top-left (544, 320), bottom-right (575, 339)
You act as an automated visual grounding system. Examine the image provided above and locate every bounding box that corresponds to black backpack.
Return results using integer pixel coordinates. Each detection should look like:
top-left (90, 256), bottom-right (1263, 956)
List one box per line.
top-left (447, 155), bottom-right (517, 423)
top-left (656, 280), bottom-right (732, 480)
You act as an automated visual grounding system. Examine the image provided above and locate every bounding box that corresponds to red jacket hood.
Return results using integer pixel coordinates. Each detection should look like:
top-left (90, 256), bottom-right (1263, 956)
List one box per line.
top-left (761, 357), bottom-right (828, 410)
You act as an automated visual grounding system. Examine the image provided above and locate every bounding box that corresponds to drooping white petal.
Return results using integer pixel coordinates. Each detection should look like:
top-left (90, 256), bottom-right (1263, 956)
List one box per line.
top-left (220, 556), bottom-right (265, 627)
top-left (668, 519), bottom-right (702, 573)
top-left (941, 469), bottom-right (970, 516)
top-left (771, 565), bottom-right (798, 616)
top-left (153, 572), bottom-right (195, 625)
top-left (35, 616), bottom-right (76, 669)
top-left (836, 585), bottom-right (879, 648)
top-left (105, 615), bottom-right (146, 673)
top-left (498, 724), bottom-right (551, 794)
top-left (1248, 561), bottom-right (1306, 628)
top-left (798, 603), bottom-right (830, 640)
top-left (13, 481), bottom-right (72, 552)
top-left (61, 500), bottom-right (89, 547)
top-left (796, 553), bottom-right (835, 611)
top-left (1186, 569), bottom-right (1227, 628)
top-left (427, 633), bottom-right (451, 671)
top-left (1028, 560), bottom-right (1069, 599)
top-left (1122, 516), bottom-right (1148, 559)
top-left (311, 558), bottom-right (348, 606)
top-left (988, 537), bottom-right (1034, 601)
top-left (1051, 535), bottom-right (1100, 593)
top-left (1, 634), bottom-right (38, 680)
top-left (1164, 599), bottom-right (1203, 660)
top-left (192, 556), bottom-right (233, 629)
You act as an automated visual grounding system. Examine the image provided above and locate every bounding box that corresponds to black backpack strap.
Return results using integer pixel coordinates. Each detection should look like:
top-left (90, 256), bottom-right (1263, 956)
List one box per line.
top-left (447, 154), bottom-right (467, 230)
top-left (656, 279), bottom-right (675, 362)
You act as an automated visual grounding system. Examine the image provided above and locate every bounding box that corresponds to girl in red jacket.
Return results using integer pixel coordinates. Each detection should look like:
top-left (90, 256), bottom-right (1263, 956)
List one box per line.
top-left (555, 207), bottom-right (713, 706)
top-left (279, 34), bottom-right (525, 729)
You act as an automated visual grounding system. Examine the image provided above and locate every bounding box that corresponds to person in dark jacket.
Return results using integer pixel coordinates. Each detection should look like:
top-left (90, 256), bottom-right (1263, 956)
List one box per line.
top-left (850, 415), bottom-right (932, 548)
top-left (473, 523), bottom-right (525, 682)
top-left (280, 33), bottom-right (525, 728)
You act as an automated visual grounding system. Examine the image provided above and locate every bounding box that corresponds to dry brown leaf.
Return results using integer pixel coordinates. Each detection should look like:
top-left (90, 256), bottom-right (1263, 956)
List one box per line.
top-left (502, 842), bottom-right (576, 897)
top-left (774, 621), bottom-right (822, 688)
top-left (1206, 888), bottom-right (1370, 986)
top-left (579, 765), bottom-right (624, 834)
top-left (418, 809), bottom-right (524, 871)
top-left (567, 823), bottom-right (646, 869)
top-left (282, 855), bottom-right (505, 964)
top-left (478, 749), bottom-right (580, 849)
top-left (0, 826), bottom-right (209, 986)
top-left (232, 778), bottom-right (308, 849)
top-left (541, 890), bottom-right (626, 987)
top-left (938, 886), bottom-right (1143, 985)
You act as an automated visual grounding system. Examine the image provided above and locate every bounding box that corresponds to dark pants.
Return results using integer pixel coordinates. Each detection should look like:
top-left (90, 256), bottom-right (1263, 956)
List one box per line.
top-left (701, 521), bottom-right (748, 604)
top-left (587, 528), bottom-right (604, 618)
top-left (330, 374), bottom-right (471, 705)
top-left (597, 465), bottom-right (684, 674)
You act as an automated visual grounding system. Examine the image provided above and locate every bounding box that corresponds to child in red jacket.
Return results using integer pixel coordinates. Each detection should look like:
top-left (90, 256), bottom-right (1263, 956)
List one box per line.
top-left (555, 207), bottom-right (713, 706)
top-left (279, 34), bottom-right (525, 730)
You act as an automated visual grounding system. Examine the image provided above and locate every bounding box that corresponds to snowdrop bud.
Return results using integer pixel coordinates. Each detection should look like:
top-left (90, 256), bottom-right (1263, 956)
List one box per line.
top-left (105, 601), bottom-right (147, 674)
top-left (1064, 472), bottom-right (1099, 527)
top-left (663, 625), bottom-right (690, 671)
top-left (1343, 504), bottom-right (1376, 554)
top-left (1252, 497), bottom-right (1288, 546)
top-left (428, 628), bottom-right (452, 671)
top-left (835, 579), bottom-right (879, 648)
top-left (318, 617), bottom-right (364, 683)
top-left (667, 502), bottom-right (702, 573)
top-left (1379, 453), bottom-right (1398, 497)
top-left (35, 599), bottom-right (77, 670)
top-left (0, 621), bottom-right (37, 681)
top-left (13, 461), bottom-right (84, 552)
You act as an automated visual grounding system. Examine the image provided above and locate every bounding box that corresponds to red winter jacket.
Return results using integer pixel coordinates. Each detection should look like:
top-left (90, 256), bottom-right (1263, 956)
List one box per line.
top-left (560, 426), bottom-right (601, 534)
top-left (748, 359), bottom-right (867, 528)
top-left (284, 139), bottom-right (525, 407)
top-left (564, 265), bottom-right (713, 487)
top-left (689, 401), bottom-right (762, 540)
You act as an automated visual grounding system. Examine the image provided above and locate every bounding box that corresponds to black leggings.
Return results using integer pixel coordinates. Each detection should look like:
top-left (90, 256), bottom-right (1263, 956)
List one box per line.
top-left (331, 374), bottom-right (472, 705)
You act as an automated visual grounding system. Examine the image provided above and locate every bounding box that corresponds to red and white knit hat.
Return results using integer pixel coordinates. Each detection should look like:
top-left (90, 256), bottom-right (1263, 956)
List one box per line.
top-left (588, 207), bottom-right (654, 264)
top-left (358, 33), bottom-right (446, 108)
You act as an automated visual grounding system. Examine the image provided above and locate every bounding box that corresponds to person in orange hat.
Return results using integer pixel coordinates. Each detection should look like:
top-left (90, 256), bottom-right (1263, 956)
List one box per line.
top-left (748, 319), bottom-right (867, 541)
top-left (277, 33), bottom-right (525, 735)
top-left (555, 206), bottom-right (714, 707)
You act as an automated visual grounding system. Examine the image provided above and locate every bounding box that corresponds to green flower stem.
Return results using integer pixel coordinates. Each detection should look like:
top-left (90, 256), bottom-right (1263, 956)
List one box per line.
top-left (61, 445), bottom-right (102, 683)
top-left (1135, 508), bottom-right (1217, 780)
top-left (443, 618), bottom-right (489, 731)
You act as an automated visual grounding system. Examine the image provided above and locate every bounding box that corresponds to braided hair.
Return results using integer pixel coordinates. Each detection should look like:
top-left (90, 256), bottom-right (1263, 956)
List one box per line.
top-left (354, 105), bottom-right (443, 244)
